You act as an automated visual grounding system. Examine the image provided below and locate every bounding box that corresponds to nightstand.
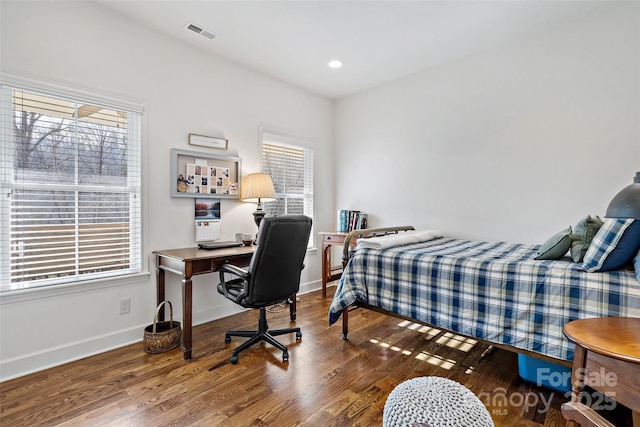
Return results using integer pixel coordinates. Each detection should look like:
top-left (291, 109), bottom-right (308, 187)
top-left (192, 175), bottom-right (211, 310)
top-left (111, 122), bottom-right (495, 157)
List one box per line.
top-left (561, 317), bottom-right (640, 427)
top-left (319, 232), bottom-right (354, 298)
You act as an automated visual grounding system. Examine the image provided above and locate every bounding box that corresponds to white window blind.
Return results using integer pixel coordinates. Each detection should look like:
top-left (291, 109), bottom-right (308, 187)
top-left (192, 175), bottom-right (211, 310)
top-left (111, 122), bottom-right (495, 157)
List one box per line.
top-left (0, 85), bottom-right (142, 291)
top-left (261, 132), bottom-right (314, 244)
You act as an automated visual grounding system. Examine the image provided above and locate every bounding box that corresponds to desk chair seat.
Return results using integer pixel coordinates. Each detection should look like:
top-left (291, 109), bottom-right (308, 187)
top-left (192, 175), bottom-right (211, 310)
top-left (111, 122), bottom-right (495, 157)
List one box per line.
top-left (217, 215), bottom-right (312, 364)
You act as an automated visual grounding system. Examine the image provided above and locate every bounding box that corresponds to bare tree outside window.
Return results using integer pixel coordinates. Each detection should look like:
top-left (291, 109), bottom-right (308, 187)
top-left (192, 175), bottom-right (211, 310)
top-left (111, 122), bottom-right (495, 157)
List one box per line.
top-left (3, 88), bottom-right (141, 289)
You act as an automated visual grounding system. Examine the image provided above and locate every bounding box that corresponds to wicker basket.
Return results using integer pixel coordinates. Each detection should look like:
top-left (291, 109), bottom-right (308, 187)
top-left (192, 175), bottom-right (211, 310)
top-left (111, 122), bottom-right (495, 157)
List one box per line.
top-left (143, 301), bottom-right (182, 354)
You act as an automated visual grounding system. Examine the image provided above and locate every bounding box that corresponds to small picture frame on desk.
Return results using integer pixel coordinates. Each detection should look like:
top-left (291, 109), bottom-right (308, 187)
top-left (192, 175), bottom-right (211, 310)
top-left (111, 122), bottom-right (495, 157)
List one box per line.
top-left (189, 133), bottom-right (228, 150)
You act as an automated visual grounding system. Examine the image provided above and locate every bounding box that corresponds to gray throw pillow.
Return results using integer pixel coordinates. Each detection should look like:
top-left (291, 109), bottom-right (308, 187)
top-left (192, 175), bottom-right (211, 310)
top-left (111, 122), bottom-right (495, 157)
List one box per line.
top-left (570, 215), bottom-right (604, 262)
top-left (535, 227), bottom-right (572, 260)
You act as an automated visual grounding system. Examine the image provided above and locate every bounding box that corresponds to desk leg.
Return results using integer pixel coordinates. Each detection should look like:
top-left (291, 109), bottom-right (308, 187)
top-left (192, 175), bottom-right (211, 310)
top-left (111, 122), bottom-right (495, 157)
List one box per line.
top-left (156, 258), bottom-right (166, 322)
top-left (321, 242), bottom-right (331, 299)
top-left (182, 276), bottom-right (193, 361)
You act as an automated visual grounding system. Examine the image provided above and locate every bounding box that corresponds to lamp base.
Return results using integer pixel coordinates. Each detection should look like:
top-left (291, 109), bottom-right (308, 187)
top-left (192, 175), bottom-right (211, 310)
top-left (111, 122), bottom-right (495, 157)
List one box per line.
top-left (252, 210), bottom-right (266, 228)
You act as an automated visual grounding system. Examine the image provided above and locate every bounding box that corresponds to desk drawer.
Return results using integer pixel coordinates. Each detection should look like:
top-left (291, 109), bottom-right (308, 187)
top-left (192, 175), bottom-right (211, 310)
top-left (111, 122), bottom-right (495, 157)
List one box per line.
top-left (217, 254), bottom-right (251, 268)
top-left (191, 258), bottom-right (214, 274)
top-left (323, 234), bottom-right (345, 242)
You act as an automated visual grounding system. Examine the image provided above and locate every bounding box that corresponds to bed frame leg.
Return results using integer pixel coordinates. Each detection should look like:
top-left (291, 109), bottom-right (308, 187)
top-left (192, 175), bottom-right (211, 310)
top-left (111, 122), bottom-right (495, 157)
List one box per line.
top-left (342, 308), bottom-right (349, 340)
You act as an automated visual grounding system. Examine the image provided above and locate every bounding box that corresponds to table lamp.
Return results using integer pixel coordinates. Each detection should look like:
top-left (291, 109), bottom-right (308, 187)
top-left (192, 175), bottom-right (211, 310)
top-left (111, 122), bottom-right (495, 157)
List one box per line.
top-left (606, 171), bottom-right (640, 219)
top-left (242, 173), bottom-right (275, 228)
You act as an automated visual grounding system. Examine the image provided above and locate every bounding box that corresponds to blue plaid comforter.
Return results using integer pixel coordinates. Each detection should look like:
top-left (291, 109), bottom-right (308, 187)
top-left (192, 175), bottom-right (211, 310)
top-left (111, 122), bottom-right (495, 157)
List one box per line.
top-left (328, 238), bottom-right (640, 361)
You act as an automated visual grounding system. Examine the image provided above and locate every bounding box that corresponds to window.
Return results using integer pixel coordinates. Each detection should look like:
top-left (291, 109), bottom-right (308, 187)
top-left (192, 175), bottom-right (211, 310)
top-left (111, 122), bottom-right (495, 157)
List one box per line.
top-left (1, 83), bottom-right (142, 291)
top-left (261, 131), bottom-right (314, 244)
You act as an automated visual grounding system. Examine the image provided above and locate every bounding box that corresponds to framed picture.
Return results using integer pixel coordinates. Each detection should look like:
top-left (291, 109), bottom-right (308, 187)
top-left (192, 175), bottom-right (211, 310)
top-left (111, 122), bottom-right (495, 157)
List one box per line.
top-left (188, 133), bottom-right (228, 150)
top-left (170, 148), bottom-right (241, 199)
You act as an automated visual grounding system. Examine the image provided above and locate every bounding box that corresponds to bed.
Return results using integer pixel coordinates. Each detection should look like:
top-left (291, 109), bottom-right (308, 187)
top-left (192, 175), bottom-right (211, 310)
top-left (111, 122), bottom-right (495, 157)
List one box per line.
top-left (328, 226), bottom-right (640, 363)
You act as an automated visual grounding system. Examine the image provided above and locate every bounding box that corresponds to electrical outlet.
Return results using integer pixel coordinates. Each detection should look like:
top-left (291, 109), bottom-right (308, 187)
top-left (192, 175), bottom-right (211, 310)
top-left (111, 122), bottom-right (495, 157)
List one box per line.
top-left (119, 297), bottom-right (130, 315)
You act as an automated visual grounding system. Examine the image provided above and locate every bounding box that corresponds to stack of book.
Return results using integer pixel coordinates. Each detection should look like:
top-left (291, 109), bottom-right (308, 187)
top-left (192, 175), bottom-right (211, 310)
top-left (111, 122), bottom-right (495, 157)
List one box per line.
top-left (337, 210), bottom-right (368, 233)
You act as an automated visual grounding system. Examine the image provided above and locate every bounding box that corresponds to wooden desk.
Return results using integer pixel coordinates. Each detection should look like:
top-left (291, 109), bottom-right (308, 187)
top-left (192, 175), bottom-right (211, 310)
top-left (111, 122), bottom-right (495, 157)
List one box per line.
top-left (561, 317), bottom-right (640, 427)
top-left (319, 232), bottom-right (354, 298)
top-left (153, 246), bottom-right (255, 361)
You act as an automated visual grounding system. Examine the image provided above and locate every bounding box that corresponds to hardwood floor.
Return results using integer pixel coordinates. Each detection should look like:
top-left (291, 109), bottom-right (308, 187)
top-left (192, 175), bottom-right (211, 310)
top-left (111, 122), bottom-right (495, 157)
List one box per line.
top-left (0, 287), bottom-right (610, 426)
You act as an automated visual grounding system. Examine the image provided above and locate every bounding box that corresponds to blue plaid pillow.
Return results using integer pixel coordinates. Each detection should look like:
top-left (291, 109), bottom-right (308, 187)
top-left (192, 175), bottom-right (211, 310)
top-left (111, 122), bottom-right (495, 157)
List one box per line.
top-left (635, 249), bottom-right (640, 282)
top-left (582, 219), bottom-right (640, 272)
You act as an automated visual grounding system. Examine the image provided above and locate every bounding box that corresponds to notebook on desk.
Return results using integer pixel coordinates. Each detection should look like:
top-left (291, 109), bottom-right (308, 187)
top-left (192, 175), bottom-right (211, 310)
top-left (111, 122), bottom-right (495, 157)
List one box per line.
top-left (198, 241), bottom-right (244, 250)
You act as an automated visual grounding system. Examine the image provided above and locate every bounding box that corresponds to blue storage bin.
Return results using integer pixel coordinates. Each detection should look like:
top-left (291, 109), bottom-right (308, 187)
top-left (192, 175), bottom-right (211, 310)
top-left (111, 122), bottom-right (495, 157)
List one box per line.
top-left (517, 354), bottom-right (571, 393)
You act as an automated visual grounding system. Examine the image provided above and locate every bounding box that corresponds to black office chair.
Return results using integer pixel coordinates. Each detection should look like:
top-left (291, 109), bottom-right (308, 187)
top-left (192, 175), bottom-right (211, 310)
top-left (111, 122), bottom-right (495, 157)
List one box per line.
top-left (217, 214), bottom-right (312, 364)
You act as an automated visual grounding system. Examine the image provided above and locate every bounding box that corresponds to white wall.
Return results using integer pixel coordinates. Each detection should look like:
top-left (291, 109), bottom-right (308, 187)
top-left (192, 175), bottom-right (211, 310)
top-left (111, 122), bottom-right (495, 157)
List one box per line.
top-left (0, 1), bottom-right (333, 380)
top-left (334, 3), bottom-right (639, 244)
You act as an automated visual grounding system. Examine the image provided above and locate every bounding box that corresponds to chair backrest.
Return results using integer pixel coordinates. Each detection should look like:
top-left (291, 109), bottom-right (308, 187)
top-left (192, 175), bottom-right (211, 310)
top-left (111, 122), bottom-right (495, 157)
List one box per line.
top-left (245, 215), bottom-right (312, 307)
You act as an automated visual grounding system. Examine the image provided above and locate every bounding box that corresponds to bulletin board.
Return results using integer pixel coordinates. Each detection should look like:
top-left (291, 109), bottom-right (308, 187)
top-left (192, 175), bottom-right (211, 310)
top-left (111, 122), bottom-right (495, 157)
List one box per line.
top-left (170, 148), bottom-right (241, 199)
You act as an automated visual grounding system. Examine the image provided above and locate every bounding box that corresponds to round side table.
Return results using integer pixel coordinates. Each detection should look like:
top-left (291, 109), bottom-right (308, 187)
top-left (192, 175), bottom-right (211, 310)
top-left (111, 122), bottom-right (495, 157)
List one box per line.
top-left (561, 317), bottom-right (640, 427)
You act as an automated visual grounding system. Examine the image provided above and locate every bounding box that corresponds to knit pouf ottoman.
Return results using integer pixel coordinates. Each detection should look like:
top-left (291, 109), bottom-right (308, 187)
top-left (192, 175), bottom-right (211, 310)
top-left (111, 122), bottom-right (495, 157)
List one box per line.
top-left (383, 376), bottom-right (494, 427)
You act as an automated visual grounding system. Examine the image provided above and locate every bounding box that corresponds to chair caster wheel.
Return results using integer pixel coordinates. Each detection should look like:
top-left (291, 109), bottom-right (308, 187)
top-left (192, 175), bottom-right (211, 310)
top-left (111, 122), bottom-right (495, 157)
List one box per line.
top-left (230, 355), bottom-right (238, 364)
top-left (296, 331), bottom-right (302, 340)
top-left (225, 335), bottom-right (231, 344)
top-left (282, 351), bottom-right (289, 362)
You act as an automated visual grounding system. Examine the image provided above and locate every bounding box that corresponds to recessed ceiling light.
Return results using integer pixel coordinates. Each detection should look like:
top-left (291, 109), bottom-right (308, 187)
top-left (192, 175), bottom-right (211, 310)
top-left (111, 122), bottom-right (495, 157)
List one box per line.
top-left (328, 60), bottom-right (343, 69)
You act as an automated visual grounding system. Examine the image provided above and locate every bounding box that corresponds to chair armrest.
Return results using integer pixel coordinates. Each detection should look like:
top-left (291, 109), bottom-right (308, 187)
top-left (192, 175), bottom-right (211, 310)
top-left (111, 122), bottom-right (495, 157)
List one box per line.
top-left (217, 263), bottom-right (249, 279)
top-left (217, 263), bottom-right (250, 301)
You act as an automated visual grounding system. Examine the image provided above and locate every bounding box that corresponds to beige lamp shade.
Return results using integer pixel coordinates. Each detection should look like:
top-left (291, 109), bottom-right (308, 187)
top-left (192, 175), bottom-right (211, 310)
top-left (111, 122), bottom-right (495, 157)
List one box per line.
top-left (242, 173), bottom-right (276, 203)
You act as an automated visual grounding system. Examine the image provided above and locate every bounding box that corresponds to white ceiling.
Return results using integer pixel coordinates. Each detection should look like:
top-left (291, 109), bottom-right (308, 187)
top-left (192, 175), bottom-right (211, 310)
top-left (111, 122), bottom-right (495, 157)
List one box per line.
top-left (94, 1), bottom-right (603, 100)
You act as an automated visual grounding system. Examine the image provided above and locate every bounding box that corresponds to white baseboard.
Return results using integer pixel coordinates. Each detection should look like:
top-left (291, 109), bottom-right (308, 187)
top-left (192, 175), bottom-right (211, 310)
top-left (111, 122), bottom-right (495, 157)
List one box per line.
top-left (0, 280), bottom-right (321, 382)
top-left (0, 325), bottom-right (144, 382)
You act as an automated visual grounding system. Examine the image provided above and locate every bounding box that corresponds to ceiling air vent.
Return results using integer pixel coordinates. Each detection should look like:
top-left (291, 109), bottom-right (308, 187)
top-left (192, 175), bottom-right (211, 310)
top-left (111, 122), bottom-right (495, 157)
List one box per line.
top-left (184, 22), bottom-right (216, 40)
top-left (200, 30), bottom-right (216, 40)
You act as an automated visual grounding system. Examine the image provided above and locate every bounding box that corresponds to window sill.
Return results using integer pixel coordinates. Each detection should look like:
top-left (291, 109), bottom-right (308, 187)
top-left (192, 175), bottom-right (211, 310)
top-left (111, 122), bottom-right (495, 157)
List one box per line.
top-left (0, 272), bottom-right (151, 305)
